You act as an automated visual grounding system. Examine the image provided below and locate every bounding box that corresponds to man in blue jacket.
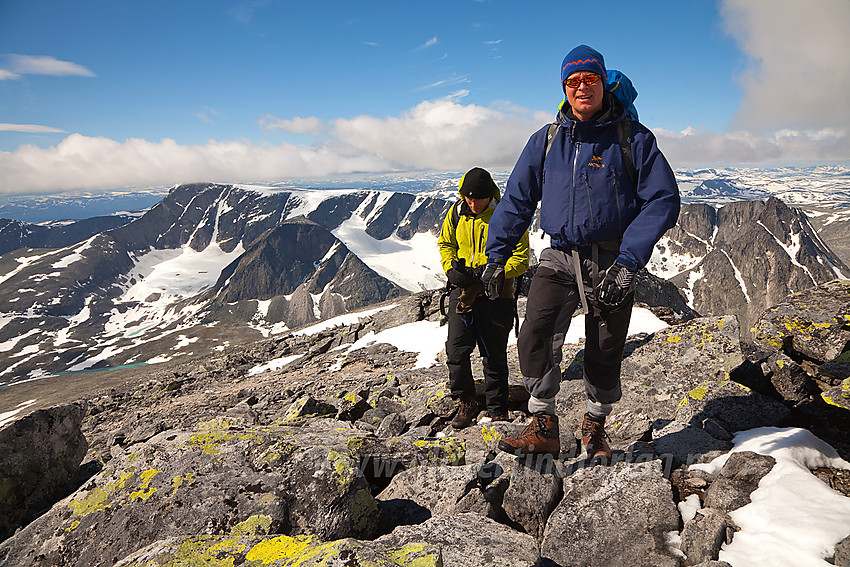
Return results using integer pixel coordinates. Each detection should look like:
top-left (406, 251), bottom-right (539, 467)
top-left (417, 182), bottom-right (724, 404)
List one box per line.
top-left (481, 45), bottom-right (680, 462)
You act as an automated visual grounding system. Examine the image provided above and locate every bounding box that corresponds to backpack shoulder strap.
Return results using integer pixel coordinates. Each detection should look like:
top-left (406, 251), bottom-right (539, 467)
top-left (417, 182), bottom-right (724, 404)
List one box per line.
top-left (449, 198), bottom-right (462, 231)
top-left (617, 115), bottom-right (638, 189)
top-left (544, 123), bottom-right (559, 159)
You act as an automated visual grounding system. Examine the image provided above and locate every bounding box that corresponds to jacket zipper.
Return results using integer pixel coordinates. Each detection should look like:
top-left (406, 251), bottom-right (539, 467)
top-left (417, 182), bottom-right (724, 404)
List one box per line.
top-left (571, 139), bottom-right (580, 243)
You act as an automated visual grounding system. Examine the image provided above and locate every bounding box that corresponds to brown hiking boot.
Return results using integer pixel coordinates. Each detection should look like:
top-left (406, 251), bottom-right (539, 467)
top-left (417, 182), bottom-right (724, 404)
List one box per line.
top-left (451, 394), bottom-right (478, 429)
top-left (581, 412), bottom-right (612, 463)
top-left (497, 413), bottom-right (560, 456)
top-left (487, 411), bottom-right (511, 422)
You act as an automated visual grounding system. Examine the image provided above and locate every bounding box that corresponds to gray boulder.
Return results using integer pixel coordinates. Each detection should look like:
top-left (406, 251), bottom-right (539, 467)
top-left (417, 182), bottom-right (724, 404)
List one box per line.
top-left (652, 420), bottom-right (733, 467)
top-left (674, 377), bottom-right (791, 433)
top-left (377, 513), bottom-right (541, 567)
top-left (702, 451), bottom-right (776, 512)
top-left (0, 401), bottom-right (88, 541)
top-left (541, 460), bottom-right (680, 567)
top-left (751, 279), bottom-right (850, 366)
top-left (680, 508), bottom-right (736, 566)
top-left (495, 452), bottom-right (562, 542)
top-left (835, 533), bottom-right (850, 567)
top-left (0, 417), bottom-right (379, 567)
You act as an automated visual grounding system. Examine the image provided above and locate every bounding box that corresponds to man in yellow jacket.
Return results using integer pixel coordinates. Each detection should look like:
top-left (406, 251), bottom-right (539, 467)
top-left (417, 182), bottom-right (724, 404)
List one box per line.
top-left (438, 167), bottom-right (530, 428)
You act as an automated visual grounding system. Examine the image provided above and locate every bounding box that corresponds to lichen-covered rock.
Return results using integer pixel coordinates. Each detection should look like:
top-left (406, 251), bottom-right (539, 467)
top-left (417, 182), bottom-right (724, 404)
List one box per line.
top-left (606, 316), bottom-right (745, 430)
top-left (763, 352), bottom-right (820, 403)
top-left (674, 376), bottom-right (791, 433)
top-left (541, 461), bottom-right (680, 567)
top-left (751, 279), bottom-right (850, 363)
top-left (114, 531), bottom-right (443, 566)
top-left (377, 513), bottom-right (540, 567)
top-left (834, 533), bottom-right (850, 567)
top-left (822, 378), bottom-right (850, 411)
top-left (0, 401), bottom-right (88, 541)
top-left (0, 417), bottom-right (379, 567)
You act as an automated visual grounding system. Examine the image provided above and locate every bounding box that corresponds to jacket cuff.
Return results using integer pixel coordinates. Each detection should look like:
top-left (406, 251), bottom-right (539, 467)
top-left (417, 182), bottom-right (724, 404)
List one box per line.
top-left (615, 254), bottom-right (640, 272)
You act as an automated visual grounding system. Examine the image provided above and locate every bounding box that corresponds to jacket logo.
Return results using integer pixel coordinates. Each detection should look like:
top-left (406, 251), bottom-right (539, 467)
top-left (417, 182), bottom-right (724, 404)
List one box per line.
top-left (588, 156), bottom-right (605, 168)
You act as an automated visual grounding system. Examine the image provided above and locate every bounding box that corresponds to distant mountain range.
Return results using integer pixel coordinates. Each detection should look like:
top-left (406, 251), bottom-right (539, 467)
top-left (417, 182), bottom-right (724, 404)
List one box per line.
top-left (0, 167), bottom-right (848, 386)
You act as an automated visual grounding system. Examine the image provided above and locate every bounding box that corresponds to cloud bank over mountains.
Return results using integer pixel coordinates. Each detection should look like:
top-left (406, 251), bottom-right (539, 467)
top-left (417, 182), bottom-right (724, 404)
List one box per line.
top-left (1, 0), bottom-right (848, 194)
top-left (2, 99), bottom-right (847, 194)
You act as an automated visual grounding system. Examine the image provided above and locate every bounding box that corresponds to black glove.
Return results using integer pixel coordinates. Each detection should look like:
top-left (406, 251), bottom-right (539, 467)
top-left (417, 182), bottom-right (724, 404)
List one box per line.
top-left (597, 263), bottom-right (636, 307)
top-left (447, 258), bottom-right (476, 288)
top-left (481, 263), bottom-right (505, 300)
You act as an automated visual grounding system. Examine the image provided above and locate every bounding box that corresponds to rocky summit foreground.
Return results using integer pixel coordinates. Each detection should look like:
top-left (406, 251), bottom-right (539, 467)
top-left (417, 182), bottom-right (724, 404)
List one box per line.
top-left (1, 282), bottom-right (849, 566)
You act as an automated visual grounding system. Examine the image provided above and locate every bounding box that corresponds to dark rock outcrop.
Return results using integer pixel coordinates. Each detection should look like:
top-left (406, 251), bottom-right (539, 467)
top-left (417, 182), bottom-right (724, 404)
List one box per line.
top-left (669, 198), bottom-right (848, 338)
top-left (0, 402), bottom-right (89, 541)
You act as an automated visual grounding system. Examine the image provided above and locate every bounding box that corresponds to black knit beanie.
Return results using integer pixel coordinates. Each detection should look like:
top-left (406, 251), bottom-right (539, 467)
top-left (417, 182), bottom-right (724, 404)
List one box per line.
top-left (459, 167), bottom-right (497, 199)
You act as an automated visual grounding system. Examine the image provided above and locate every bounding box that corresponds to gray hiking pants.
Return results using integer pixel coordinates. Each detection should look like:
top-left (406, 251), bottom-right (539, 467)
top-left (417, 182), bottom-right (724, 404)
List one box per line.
top-left (518, 246), bottom-right (633, 414)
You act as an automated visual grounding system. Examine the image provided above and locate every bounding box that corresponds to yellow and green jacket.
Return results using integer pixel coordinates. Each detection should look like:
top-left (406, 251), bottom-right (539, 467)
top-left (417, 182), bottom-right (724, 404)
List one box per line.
top-left (438, 186), bottom-right (530, 298)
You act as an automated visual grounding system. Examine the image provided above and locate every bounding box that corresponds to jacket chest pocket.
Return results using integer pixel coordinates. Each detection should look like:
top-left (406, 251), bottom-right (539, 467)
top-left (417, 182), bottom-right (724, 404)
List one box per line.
top-left (577, 166), bottom-right (623, 235)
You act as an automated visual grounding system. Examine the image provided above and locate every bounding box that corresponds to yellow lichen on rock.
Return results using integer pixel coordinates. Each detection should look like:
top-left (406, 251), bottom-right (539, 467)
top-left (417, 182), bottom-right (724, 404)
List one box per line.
top-left (130, 469), bottom-right (162, 501)
top-left (350, 488), bottom-right (378, 533)
top-left (327, 449), bottom-right (356, 492)
top-left (386, 543), bottom-right (443, 567)
top-left (68, 471), bottom-right (134, 517)
top-left (413, 438), bottom-right (466, 466)
top-left (170, 472), bottom-right (196, 495)
top-left (230, 514), bottom-right (272, 537)
top-left (480, 425), bottom-right (501, 444)
top-left (245, 534), bottom-right (336, 564)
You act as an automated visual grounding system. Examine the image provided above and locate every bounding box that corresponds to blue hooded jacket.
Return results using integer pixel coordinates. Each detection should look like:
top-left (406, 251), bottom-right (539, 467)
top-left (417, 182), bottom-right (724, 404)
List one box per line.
top-left (486, 92), bottom-right (680, 272)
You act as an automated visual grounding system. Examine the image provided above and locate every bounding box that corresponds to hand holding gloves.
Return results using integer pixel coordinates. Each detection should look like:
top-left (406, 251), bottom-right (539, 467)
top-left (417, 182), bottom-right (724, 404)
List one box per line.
top-left (481, 263), bottom-right (506, 300)
top-left (597, 263), bottom-right (636, 307)
top-left (447, 258), bottom-right (476, 288)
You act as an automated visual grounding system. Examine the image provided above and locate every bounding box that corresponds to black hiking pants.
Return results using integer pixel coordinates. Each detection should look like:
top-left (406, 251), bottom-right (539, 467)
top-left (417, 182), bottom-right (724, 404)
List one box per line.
top-left (445, 286), bottom-right (514, 415)
top-left (518, 246), bottom-right (633, 409)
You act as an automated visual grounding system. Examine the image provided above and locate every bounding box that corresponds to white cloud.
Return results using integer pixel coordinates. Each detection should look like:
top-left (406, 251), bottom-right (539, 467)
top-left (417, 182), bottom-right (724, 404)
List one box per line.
top-left (417, 37), bottom-right (438, 50)
top-left (0, 101), bottom-right (542, 194)
top-left (0, 123), bottom-right (66, 133)
top-left (653, 126), bottom-right (850, 167)
top-left (258, 115), bottom-right (325, 135)
top-left (329, 100), bottom-right (540, 170)
top-left (441, 90), bottom-right (470, 103)
top-left (194, 107), bottom-right (222, 125)
top-left (416, 74), bottom-right (470, 91)
top-left (2, 55), bottom-right (94, 78)
top-left (228, 0), bottom-right (270, 24)
top-left (1, 99), bottom-right (846, 195)
top-left (720, 0), bottom-right (850, 132)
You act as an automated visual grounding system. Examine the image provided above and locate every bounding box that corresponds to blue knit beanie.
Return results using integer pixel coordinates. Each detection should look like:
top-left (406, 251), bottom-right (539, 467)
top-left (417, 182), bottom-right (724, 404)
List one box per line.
top-left (561, 45), bottom-right (607, 89)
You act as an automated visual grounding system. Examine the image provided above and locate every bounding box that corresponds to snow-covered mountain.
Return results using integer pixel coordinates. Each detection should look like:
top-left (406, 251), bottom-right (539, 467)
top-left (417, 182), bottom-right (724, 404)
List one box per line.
top-left (1, 166), bottom-right (849, 386)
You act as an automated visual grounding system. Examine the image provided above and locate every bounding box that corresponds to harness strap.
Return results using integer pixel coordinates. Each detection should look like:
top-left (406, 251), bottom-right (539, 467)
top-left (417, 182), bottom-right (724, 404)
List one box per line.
top-left (570, 249), bottom-right (590, 315)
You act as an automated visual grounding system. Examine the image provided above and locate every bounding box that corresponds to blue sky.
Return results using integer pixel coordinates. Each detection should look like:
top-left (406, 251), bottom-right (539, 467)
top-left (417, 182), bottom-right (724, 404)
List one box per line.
top-left (1, 0), bottom-right (848, 194)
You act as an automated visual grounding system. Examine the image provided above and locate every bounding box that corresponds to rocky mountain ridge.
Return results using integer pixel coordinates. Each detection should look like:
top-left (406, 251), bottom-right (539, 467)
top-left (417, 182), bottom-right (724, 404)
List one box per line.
top-left (0, 180), bottom-right (847, 389)
top-left (1, 280), bottom-right (849, 566)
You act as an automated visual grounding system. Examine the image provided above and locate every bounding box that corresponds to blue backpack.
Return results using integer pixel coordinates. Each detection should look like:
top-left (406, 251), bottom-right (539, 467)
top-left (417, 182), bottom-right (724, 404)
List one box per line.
top-left (606, 69), bottom-right (639, 121)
